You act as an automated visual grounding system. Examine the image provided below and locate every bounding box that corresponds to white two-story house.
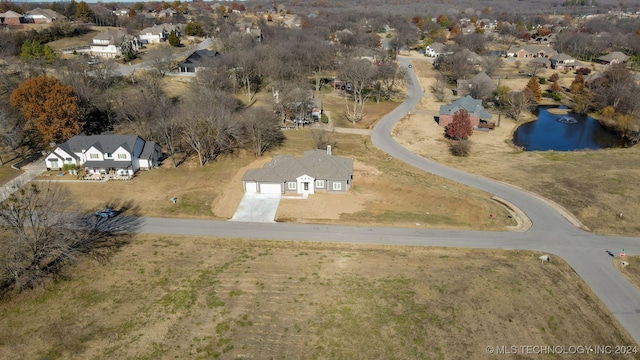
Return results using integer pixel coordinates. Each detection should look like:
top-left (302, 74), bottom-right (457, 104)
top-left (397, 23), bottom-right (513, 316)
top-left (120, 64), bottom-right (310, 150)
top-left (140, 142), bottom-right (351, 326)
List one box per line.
top-left (90, 29), bottom-right (140, 58)
top-left (45, 134), bottom-right (161, 177)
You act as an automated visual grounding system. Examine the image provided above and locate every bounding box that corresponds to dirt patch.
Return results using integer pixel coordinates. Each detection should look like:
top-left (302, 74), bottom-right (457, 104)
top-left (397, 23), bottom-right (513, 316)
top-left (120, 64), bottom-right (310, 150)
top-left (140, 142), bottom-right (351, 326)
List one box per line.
top-left (0, 235), bottom-right (634, 359)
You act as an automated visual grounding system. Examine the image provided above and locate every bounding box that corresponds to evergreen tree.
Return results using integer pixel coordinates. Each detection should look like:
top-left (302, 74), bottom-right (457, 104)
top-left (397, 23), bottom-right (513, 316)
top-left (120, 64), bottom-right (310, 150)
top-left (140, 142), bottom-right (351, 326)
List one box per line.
top-left (168, 30), bottom-right (181, 47)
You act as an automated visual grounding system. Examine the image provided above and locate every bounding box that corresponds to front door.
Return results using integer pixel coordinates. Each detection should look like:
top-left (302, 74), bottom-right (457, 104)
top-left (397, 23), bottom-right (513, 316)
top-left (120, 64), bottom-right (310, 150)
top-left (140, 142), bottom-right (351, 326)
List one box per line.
top-left (303, 182), bottom-right (309, 191)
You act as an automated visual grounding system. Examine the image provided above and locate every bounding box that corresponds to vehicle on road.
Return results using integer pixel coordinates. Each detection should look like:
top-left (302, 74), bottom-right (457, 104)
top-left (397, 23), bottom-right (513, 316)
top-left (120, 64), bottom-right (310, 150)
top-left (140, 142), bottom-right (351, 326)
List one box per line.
top-left (95, 208), bottom-right (119, 218)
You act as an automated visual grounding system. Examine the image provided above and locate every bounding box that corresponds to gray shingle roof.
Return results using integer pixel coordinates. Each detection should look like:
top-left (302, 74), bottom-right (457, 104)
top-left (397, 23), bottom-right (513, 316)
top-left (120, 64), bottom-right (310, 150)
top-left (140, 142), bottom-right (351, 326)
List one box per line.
top-left (59, 134), bottom-right (141, 155)
top-left (179, 49), bottom-right (219, 68)
top-left (242, 150), bottom-right (353, 183)
top-left (140, 141), bottom-right (160, 160)
top-left (439, 95), bottom-right (492, 120)
top-left (597, 51), bottom-right (629, 63)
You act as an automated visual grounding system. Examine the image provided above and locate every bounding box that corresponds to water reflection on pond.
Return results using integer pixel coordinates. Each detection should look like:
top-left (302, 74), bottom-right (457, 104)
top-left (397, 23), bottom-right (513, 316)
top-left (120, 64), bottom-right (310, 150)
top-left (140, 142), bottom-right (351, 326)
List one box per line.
top-left (512, 106), bottom-right (630, 151)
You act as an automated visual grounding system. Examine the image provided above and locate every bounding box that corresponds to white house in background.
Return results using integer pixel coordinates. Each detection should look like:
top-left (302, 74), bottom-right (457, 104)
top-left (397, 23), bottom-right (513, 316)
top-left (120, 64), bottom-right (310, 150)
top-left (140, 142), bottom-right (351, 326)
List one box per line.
top-left (425, 42), bottom-right (450, 57)
top-left (138, 23), bottom-right (182, 44)
top-left (90, 29), bottom-right (140, 58)
top-left (45, 134), bottom-right (161, 177)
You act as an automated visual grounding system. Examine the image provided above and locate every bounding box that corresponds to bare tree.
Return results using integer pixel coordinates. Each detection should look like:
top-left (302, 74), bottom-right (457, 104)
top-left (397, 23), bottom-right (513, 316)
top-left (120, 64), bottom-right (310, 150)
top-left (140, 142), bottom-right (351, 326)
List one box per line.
top-left (241, 107), bottom-right (285, 157)
top-left (0, 183), bottom-right (137, 292)
top-left (146, 47), bottom-right (176, 77)
top-left (503, 91), bottom-right (534, 120)
top-left (376, 61), bottom-right (408, 100)
top-left (481, 56), bottom-right (504, 77)
top-left (181, 88), bottom-right (244, 166)
top-left (339, 59), bottom-right (377, 124)
top-left (430, 71), bottom-right (448, 102)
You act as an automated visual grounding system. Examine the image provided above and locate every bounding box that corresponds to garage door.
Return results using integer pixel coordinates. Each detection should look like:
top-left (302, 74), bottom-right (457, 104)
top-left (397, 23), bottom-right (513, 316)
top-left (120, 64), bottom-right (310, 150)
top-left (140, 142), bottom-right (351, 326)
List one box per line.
top-left (260, 183), bottom-right (282, 194)
top-left (245, 182), bottom-right (257, 193)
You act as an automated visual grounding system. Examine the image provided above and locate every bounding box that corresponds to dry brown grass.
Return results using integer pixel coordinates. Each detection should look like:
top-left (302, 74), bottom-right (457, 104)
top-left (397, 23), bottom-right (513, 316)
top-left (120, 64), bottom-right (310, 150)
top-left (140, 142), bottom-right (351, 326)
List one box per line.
top-left (616, 255), bottom-right (640, 292)
top-left (52, 130), bottom-right (512, 230)
top-left (322, 90), bottom-right (400, 129)
top-left (0, 235), bottom-right (634, 359)
top-left (398, 55), bottom-right (640, 236)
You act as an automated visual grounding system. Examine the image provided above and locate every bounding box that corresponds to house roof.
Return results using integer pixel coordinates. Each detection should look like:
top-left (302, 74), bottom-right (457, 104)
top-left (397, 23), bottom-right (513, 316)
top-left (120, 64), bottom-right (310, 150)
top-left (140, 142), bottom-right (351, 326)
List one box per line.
top-left (93, 29), bottom-right (134, 44)
top-left (24, 8), bottom-right (65, 19)
top-left (59, 134), bottom-right (141, 155)
top-left (507, 45), bottom-right (558, 56)
top-left (242, 149), bottom-right (353, 183)
top-left (550, 53), bottom-right (574, 61)
top-left (439, 95), bottom-right (492, 120)
top-left (597, 51), bottom-right (629, 63)
top-left (140, 141), bottom-right (160, 160)
top-left (140, 23), bottom-right (182, 35)
top-left (0, 10), bottom-right (23, 17)
top-left (179, 49), bottom-right (220, 68)
top-left (457, 72), bottom-right (496, 92)
top-left (428, 42), bottom-right (446, 53)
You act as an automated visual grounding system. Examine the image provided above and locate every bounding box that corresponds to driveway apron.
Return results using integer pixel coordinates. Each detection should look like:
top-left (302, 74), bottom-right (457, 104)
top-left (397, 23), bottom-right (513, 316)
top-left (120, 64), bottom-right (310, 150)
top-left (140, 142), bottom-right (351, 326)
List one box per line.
top-left (230, 193), bottom-right (281, 223)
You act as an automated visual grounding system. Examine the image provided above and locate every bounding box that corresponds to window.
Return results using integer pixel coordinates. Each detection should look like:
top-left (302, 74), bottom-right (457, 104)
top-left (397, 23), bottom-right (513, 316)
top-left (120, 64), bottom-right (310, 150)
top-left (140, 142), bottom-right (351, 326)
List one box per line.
top-left (89, 153), bottom-right (99, 159)
top-left (106, 153), bottom-right (112, 158)
top-left (315, 180), bottom-right (325, 188)
top-left (288, 182), bottom-right (296, 190)
top-left (117, 154), bottom-right (127, 159)
top-left (332, 182), bottom-right (342, 191)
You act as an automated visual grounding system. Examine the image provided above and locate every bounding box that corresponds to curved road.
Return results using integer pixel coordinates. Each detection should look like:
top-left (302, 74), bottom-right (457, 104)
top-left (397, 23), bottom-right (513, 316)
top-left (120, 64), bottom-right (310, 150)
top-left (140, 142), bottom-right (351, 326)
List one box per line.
top-left (135, 56), bottom-right (640, 343)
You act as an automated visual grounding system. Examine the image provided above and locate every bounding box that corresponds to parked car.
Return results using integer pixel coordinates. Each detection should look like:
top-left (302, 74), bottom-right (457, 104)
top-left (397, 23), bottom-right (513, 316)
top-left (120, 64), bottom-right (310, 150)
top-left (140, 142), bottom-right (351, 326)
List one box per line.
top-left (95, 208), bottom-right (119, 218)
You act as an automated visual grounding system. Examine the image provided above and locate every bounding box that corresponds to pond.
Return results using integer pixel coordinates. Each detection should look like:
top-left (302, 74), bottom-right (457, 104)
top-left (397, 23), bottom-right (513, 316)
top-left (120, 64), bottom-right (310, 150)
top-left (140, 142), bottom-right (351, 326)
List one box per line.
top-left (512, 106), bottom-right (631, 151)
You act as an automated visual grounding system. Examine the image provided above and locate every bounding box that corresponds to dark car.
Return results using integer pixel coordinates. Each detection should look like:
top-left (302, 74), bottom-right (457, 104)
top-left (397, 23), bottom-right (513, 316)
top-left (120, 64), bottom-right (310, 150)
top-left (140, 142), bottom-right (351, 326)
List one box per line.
top-left (95, 208), bottom-right (119, 218)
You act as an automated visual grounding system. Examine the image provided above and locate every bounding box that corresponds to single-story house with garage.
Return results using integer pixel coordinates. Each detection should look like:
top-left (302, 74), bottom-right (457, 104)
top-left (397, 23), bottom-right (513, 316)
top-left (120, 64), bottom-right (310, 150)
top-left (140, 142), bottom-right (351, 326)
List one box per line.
top-left (242, 146), bottom-right (353, 195)
top-left (45, 134), bottom-right (161, 177)
top-left (178, 49), bottom-right (220, 73)
top-left (438, 95), bottom-right (492, 128)
top-left (596, 51), bottom-right (629, 65)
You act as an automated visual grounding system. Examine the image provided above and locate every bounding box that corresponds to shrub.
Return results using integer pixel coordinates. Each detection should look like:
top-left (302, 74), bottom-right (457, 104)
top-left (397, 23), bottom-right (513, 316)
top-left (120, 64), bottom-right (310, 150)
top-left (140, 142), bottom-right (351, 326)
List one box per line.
top-left (62, 163), bottom-right (79, 171)
top-left (321, 113), bottom-right (329, 124)
top-left (549, 73), bottom-right (559, 82)
top-left (542, 92), bottom-right (561, 101)
top-left (538, 77), bottom-right (546, 84)
top-left (449, 140), bottom-right (471, 157)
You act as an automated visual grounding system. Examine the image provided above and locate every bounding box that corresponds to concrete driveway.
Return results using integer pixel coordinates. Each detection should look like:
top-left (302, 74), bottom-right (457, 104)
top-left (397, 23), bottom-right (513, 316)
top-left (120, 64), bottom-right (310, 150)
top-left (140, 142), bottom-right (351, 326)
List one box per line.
top-left (229, 193), bottom-right (281, 223)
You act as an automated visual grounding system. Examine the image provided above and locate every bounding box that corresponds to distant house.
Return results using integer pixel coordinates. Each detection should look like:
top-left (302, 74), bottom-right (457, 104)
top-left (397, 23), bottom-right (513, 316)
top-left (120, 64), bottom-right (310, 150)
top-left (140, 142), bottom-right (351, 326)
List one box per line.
top-left (178, 49), bottom-right (220, 73)
top-left (24, 8), bottom-right (65, 23)
top-left (242, 147), bottom-right (353, 195)
top-left (528, 57), bottom-right (551, 69)
top-left (596, 51), bottom-right (629, 65)
top-left (90, 29), bottom-right (140, 58)
top-left (156, 8), bottom-right (178, 18)
top-left (456, 72), bottom-right (496, 98)
top-left (438, 95), bottom-right (492, 128)
top-left (45, 134), bottom-right (161, 177)
top-left (549, 53), bottom-right (583, 71)
top-left (507, 45), bottom-right (557, 58)
top-left (425, 42), bottom-right (449, 57)
top-left (0, 10), bottom-right (24, 25)
top-left (139, 23), bottom-right (182, 44)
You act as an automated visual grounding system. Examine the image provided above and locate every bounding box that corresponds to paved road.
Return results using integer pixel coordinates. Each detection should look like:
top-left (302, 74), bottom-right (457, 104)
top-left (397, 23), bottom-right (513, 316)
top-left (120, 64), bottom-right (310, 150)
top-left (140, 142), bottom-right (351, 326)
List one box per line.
top-left (134, 56), bottom-right (640, 344)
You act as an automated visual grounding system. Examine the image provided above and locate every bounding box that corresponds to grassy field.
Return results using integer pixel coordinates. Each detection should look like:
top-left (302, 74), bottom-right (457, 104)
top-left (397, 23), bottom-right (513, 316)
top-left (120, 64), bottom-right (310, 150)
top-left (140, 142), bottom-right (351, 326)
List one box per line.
top-left (0, 235), bottom-right (635, 359)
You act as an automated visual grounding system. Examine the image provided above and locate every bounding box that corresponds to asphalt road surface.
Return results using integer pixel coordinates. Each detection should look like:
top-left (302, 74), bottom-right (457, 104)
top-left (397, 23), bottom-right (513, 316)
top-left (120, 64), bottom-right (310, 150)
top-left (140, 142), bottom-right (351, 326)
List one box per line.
top-left (133, 56), bottom-right (640, 344)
